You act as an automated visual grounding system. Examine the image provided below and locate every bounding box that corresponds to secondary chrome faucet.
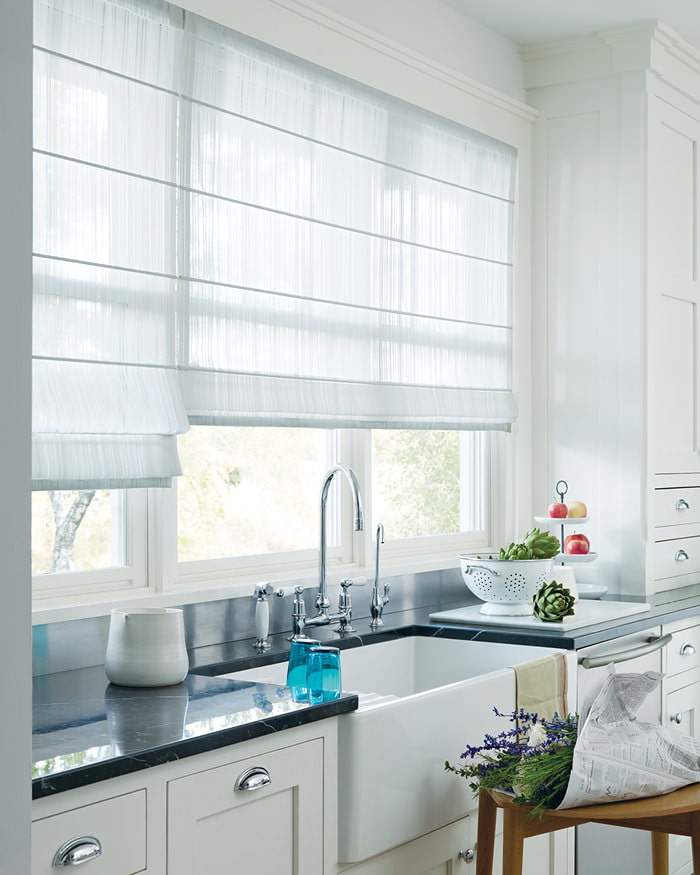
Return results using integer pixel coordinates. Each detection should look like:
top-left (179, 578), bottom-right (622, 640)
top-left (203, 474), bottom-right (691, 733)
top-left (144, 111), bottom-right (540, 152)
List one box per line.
top-left (304, 464), bottom-right (364, 628)
top-left (369, 523), bottom-right (390, 628)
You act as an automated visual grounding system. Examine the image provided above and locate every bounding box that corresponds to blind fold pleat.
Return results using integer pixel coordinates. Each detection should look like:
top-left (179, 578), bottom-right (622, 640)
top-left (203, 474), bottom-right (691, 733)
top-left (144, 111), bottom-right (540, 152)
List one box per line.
top-left (32, 360), bottom-right (188, 489)
top-left (33, 0), bottom-right (517, 489)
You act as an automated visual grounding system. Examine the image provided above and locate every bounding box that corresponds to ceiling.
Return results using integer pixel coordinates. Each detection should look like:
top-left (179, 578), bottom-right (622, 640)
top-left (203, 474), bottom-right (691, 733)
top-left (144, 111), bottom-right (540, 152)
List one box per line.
top-left (443, 0), bottom-right (700, 52)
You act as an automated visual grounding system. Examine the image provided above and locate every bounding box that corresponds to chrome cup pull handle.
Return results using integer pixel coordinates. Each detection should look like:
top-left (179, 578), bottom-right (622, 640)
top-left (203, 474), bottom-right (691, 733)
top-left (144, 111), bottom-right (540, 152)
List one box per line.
top-left (234, 766), bottom-right (272, 792)
top-left (675, 549), bottom-right (689, 562)
top-left (52, 836), bottom-right (102, 867)
top-left (681, 643), bottom-right (696, 657)
top-left (676, 499), bottom-right (691, 511)
top-left (671, 712), bottom-right (684, 725)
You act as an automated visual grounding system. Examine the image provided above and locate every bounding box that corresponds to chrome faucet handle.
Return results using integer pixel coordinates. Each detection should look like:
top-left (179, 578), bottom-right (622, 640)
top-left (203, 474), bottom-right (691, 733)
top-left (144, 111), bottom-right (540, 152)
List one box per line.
top-left (335, 578), bottom-right (358, 634)
top-left (288, 586), bottom-right (309, 642)
top-left (369, 582), bottom-right (391, 628)
top-left (253, 582), bottom-right (275, 650)
top-left (253, 582), bottom-right (274, 598)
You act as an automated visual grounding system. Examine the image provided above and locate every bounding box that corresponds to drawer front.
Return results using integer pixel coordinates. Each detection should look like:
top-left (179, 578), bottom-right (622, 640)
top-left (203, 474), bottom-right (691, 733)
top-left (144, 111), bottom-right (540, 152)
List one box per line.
top-left (666, 627), bottom-right (700, 677)
top-left (652, 536), bottom-right (700, 589)
top-left (654, 487), bottom-right (700, 527)
top-left (32, 790), bottom-right (146, 875)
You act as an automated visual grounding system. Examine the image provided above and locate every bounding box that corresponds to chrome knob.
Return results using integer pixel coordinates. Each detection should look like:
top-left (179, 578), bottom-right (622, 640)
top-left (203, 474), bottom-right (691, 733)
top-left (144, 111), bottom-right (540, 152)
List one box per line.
top-left (52, 836), bottom-right (102, 867)
top-left (676, 499), bottom-right (691, 510)
top-left (675, 549), bottom-right (689, 562)
top-left (671, 712), bottom-right (684, 724)
top-left (681, 643), bottom-right (696, 657)
top-left (457, 848), bottom-right (475, 863)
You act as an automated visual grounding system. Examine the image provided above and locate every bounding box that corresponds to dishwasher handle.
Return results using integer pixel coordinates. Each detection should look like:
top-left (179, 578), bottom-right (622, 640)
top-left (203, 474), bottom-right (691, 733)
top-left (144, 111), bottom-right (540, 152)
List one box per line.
top-left (580, 634), bottom-right (672, 669)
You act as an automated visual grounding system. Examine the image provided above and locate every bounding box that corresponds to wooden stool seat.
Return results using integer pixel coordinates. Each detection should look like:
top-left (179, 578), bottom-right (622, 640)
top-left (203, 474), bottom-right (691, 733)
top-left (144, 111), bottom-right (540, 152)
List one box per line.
top-left (476, 783), bottom-right (700, 875)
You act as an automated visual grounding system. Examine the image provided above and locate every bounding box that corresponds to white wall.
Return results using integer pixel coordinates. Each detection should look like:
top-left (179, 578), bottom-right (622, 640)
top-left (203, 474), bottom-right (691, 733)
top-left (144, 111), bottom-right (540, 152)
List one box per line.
top-left (0, 0), bottom-right (33, 870)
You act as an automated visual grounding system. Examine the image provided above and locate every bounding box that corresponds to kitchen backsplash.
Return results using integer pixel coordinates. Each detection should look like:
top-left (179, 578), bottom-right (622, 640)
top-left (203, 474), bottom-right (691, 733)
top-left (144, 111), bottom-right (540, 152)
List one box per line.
top-left (32, 567), bottom-right (465, 677)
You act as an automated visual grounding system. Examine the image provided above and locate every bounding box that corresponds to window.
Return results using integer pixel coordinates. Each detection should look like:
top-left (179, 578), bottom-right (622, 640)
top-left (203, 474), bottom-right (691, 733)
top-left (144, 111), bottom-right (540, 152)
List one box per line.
top-left (31, 0), bottom-right (520, 604)
top-left (31, 490), bottom-right (147, 598)
top-left (32, 490), bottom-right (123, 575)
top-left (177, 427), bottom-right (337, 562)
top-left (372, 430), bottom-right (486, 539)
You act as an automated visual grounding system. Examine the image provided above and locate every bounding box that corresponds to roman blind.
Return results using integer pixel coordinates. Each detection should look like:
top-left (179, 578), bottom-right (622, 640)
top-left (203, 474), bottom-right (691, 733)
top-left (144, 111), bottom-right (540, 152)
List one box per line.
top-left (33, 0), bottom-right (188, 489)
top-left (33, 0), bottom-right (517, 487)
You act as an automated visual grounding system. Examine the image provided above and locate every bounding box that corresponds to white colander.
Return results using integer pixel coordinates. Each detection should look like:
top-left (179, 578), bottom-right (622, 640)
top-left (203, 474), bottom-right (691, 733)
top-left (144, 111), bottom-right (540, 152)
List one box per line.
top-left (458, 555), bottom-right (554, 615)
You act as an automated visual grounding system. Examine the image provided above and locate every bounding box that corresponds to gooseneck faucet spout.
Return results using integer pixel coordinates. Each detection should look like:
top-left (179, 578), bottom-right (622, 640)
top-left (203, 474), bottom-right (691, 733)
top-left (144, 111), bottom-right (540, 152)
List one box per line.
top-left (311, 464), bottom-right (364, 624)
top-left (370, 523), bottom-right (390, 628)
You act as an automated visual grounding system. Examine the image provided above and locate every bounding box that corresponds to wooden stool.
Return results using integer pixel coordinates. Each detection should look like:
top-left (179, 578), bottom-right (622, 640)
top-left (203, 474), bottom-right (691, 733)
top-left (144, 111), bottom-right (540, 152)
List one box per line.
top-left (476, 783), bottom-right (700, 875)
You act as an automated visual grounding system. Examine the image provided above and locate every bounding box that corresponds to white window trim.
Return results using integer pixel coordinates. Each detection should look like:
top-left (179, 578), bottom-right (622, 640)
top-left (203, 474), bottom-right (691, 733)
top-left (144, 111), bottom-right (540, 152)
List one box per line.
top-left (31, 489), bottom-right (148, 602)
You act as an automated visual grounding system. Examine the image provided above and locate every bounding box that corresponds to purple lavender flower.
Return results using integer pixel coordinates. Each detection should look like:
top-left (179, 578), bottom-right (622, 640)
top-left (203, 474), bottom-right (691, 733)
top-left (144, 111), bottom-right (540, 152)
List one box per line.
top-left (445, 708), bottom-right (578, 817)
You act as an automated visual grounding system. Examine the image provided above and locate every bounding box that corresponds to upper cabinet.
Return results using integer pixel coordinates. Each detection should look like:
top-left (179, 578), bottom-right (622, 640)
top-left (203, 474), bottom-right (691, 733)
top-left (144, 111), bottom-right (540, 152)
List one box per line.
top-left (647, 97), bottom-right (700, 476)
top-left (524, 24), bottom-right (700, 596)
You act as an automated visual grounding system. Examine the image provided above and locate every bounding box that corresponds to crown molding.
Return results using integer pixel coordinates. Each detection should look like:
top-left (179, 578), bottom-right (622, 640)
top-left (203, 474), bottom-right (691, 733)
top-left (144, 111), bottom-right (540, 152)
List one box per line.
top-left (521, 20), bottom-right (700, 97)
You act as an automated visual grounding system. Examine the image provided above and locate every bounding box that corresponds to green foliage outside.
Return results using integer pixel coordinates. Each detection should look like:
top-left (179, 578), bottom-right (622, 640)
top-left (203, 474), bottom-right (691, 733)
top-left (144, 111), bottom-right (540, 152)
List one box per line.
top-left (373, 430), bottom-right (461, 538)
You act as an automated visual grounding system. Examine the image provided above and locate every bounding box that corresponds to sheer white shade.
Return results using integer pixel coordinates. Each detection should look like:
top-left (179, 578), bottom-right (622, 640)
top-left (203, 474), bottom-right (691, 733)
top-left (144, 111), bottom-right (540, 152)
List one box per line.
top-left (32, 360), bottom-right (188, 489)
top-left (182, 371), bottom-right (517, 431)
top-left (33, 0), bottom-right (518, 490)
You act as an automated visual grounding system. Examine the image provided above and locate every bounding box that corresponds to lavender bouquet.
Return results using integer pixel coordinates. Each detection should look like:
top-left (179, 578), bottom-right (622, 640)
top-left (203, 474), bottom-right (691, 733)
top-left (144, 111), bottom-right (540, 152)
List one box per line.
top-left (445, 708), bottom-right (578, 817)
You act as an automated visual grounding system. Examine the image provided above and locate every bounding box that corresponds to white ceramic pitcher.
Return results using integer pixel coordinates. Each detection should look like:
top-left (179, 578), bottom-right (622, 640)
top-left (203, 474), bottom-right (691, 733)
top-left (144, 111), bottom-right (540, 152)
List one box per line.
top-left (105, 607), bottom-right (189, 687)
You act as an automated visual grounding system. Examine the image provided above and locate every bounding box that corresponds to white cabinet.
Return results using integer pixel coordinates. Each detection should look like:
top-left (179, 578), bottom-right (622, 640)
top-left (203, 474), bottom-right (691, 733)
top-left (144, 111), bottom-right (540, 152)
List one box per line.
top-left (32, 721), bottom-right (336, 875)
top-left (32, 789), bottom-right (147, 875)
top-left (525, 24), bottom-right (700, 596)
top-left (337, 812), bottom-right (571, 875)
top-left (338, 817), bottom-right (473, 875)
top-left (662, 618), bottom-right (700, 875)
top-left (168, 738), bottom-right (324, 875)
top-left (647, 98), bottom-right (700, 477)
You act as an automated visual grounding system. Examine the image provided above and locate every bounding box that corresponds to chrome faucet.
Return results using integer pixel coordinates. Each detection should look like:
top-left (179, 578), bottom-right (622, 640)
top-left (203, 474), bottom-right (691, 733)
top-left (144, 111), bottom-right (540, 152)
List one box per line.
top-left (303, 464), bottom-right (364, 629)
top-left (369, 523), bottom-right (390, 628)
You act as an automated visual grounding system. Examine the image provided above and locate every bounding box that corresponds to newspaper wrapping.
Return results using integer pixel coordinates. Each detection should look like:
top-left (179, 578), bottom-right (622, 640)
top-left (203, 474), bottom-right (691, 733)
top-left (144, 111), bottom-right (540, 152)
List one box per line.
top-left (558, 664), bottom-right (700, 809)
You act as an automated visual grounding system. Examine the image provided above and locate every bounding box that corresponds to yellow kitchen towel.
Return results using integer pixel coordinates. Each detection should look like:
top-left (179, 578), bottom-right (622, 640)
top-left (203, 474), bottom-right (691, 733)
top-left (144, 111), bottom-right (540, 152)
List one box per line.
top-left (512, 653), bottom-right (568, 720)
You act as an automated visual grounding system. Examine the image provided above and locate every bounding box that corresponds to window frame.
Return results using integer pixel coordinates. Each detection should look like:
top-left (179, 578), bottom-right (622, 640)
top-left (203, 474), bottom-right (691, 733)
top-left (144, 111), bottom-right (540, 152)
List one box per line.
top-left (31, 489), bottom-right (149, 603)
top-left (170, 426), bottom-right (506, 590)
top-left (30, 421), bottom-right (510, 608)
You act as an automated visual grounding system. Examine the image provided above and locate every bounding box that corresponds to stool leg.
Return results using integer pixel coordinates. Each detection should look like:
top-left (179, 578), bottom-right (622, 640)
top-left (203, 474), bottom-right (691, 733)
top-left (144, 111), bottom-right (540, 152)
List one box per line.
top-left (476, 791), bottom-right (497, 875)
top-left (690, 811), bottom-right (700, 875)
top-left (650, 832), bottom-right (669, 875)
top-left (501, 807), bottom-right (525, 875)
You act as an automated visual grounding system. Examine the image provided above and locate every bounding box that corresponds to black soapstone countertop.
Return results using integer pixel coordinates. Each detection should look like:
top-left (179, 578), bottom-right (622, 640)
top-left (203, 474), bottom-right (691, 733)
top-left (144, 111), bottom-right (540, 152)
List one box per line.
top-left (33, 582), bottom-right (700, 799)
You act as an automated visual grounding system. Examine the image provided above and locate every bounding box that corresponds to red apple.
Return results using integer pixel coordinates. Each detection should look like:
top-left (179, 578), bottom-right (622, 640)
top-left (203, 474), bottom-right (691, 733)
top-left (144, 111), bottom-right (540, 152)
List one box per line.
top-left (568, 500), bottom-right (587, 518)
top-left (564, 533), bottom-right (590, 554)
top-left (548, 502), bottom-right (568, 518)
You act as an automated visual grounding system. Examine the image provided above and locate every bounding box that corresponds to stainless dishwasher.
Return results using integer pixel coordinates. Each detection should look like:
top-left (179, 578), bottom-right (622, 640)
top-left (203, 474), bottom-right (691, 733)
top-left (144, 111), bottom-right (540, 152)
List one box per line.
top-left (575, 626), bottom-right (671, 875)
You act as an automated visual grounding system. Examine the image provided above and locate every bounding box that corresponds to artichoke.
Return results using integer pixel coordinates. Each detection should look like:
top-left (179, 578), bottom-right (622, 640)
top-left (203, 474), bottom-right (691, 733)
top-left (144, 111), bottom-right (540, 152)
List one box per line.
top-left (533, 580), bottom-right (576, 622)
top-left (498, 528), bottom-right (560, 561)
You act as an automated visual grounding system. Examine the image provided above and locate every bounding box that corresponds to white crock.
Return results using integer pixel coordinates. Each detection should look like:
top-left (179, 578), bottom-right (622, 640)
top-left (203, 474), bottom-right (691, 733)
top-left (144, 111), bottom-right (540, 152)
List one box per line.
top-left (105, 607), bottom-right (189, 687)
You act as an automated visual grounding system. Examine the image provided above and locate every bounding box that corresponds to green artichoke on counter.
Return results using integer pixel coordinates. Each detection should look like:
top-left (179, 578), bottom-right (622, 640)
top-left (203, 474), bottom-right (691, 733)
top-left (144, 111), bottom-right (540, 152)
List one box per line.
top-left (533, 579), bottom-right (576, 622)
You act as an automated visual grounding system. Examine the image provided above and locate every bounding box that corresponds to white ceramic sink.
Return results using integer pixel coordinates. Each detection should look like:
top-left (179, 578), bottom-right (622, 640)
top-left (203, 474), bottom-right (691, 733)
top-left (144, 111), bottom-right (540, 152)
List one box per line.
top-left (223, 635), bottom-right (571, 863)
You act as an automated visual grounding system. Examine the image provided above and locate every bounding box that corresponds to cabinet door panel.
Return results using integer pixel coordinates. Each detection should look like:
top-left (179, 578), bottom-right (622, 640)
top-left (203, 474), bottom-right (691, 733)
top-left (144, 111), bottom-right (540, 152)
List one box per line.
top-left (647, 99), bottom-right (700, 476)
top-left (664, 680), bottom-right (700, 874)
top-left (648, 293), bottom-right (699, 474)
top-left (167, 739), bottom-right (323, 875)
top-left (652, 115), bottom-right (697, 277)
top-left (339, 817), bottom-right (471, 875)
